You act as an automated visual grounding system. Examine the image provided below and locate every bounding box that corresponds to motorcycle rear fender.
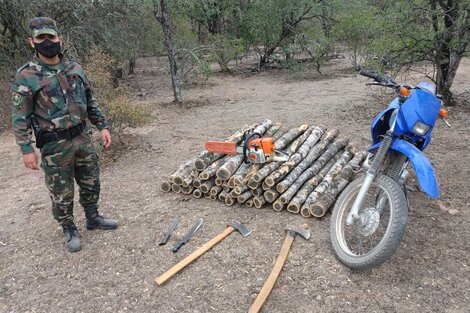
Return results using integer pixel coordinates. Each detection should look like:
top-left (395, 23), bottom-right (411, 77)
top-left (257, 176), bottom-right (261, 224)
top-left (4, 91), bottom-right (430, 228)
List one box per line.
top-left (392, 139), bottom-right (439, 198)
top-left (368, 139), bottom-right (439, 198)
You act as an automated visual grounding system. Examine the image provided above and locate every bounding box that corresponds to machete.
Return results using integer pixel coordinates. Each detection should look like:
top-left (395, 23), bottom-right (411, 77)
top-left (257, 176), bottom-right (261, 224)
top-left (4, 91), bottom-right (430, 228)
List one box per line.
top-left (172, 218), bottom-right (203, 253)
top-left (158, 218), bottom-right (180, 246)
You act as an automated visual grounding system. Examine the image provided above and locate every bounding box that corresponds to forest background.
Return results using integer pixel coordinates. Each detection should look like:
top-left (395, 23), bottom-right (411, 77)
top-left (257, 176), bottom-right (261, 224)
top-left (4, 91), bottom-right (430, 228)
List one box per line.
top-left (0, 0), bottom-right (469, 134)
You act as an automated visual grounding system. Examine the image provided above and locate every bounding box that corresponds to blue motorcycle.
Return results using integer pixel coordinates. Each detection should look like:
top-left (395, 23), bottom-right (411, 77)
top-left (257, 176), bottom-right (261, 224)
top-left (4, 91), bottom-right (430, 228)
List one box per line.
top-left (330, 70), bottom-right (450, 270)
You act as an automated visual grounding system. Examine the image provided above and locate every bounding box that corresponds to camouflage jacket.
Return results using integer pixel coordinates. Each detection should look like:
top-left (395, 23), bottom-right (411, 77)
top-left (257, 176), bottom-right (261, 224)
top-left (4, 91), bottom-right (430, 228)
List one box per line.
top-left (11, 56), bottom-right (108, 154)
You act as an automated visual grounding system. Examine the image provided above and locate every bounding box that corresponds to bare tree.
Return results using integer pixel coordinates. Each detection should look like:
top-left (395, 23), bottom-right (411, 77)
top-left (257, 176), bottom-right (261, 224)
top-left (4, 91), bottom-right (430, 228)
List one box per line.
top-left (153, 0), bottom-right (183, 103)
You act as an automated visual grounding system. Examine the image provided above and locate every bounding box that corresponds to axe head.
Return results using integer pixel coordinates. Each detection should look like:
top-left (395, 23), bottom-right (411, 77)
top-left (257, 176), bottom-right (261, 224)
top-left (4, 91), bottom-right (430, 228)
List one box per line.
top-left (230, 221), bottom-right (251, 237)
top-left (286, 225), bottom-right (310, 240)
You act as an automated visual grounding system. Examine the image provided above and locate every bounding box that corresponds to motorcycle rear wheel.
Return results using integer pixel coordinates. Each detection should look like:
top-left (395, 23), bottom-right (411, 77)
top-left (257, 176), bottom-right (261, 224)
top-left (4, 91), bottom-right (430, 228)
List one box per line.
top-left (330, 174), bottom-right (408, 270)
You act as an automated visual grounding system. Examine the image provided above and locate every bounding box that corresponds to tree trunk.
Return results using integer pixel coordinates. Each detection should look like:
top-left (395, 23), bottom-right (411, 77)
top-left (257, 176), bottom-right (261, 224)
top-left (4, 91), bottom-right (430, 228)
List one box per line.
top-left (286, 151), bottom-right (343, 213)
top-left (154, 0), bottom-right (183, 103)
top-left (310, 151), bottom-right (366, 217)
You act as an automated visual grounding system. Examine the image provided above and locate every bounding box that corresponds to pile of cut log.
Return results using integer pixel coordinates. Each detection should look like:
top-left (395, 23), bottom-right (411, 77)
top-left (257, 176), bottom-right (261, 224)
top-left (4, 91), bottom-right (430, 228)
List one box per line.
top-left (160, 119), bottom-right (366, 218)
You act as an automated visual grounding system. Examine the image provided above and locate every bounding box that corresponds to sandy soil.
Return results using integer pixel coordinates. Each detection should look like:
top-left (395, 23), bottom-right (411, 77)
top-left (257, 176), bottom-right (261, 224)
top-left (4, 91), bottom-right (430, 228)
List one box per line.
top-left (1, 55), bottom-right (469, 313)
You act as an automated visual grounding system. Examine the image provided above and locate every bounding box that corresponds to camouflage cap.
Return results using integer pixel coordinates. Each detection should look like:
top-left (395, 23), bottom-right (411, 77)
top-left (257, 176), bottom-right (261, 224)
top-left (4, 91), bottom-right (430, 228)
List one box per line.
top-left (29, 17), bottom-right (59, 38)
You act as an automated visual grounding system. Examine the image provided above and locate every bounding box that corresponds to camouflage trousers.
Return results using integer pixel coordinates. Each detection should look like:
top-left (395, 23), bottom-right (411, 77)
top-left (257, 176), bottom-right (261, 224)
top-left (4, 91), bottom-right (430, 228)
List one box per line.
top-left (40, 129), bottom-right (100, 225)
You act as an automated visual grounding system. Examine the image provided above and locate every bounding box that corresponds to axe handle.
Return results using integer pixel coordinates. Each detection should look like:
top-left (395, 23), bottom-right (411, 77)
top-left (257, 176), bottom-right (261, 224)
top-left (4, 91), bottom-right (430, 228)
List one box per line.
top-left (156, 226), bottom-right (235, 286)
top-left (248, 234), bottom-right (295, 313)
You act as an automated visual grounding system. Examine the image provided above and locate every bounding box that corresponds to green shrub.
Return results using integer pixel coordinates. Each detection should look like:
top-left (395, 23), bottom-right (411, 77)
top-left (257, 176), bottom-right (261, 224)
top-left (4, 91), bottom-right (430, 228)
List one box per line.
top-left (83, 48), bottom-right (150, 136)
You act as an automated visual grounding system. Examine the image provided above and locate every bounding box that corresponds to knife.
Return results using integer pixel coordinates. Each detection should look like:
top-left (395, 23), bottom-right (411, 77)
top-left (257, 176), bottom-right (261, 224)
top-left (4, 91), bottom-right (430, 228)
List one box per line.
top-left (172, 218), bottom-right (204, 253)
top-left (158, 218), bottom-right (180, 246)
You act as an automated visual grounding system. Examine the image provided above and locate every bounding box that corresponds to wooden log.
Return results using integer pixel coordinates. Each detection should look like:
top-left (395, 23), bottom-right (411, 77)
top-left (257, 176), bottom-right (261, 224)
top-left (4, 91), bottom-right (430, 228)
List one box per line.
top-left (218, 190), bottom-right (229, 202)
top-left (278, 137), bottom-right (348, 206)
top-left (231, 163), bottom-right (252, 186)
top-left (245, 199), bottom-right (254, 207)
top-left (264, 189), bottom-right (280, 203)
top-left (225, 195), bottom-right (235, 206)
top-left (272, 125), bottom-right (289, 141)
top-left (210, 194), bottom-right (217, 200)
top-left (286, 152), bottom-right (342, 214)
top-left (215, 178), bottom-right (223, 186)
top-left (277, 135), bottom-right (347, 194)
top-left (172, 184), bottom-right (181, 193)
top-left (180, 169), bottom-right (199, 187)
top-left (193, 189), bottom-right (203, 198)
top-left (262, 180), bottom-right (271, 191)
top-left (272, 199), bottom-right (285, 212)
top-left (237, 190), bottom-right (252, 204)
top-left (227, 177), bottom-right (237, 188)
top-left (265, 125), bottom-right (326, 187)
top-left (199, 156), bottom-right (229, 180)
top-left (204, 192), bottom-right (212, 199)
top-left (229, 189), bottom-right (239, 198)
top-left (222, 183), bottom-right (231, 193)
top-left (192, 179), bottom-right (201, 188)
top-left (301, 149), bottom-right (355, 217)
top-left (216, 120), bottom-right (274, 180)
top-left (181, 185), bottom-right (195, 195)
top-left (310, 151), bottom-right (366, 218)
top-left (253, 195), bottom-right (266, 208)
top-left (160, 180), bottom-right (172, 192)
top-left (233, 184), bottom-right (250, 195)
top-left (200, 178), bottom-right (216, 193)
top-left (210, 186), bottom-right (222, 196)
top-left (264, 122), bottom-right (282, 138)
top-left (251, 186), bottom-right (264, 197)
top-left (169, 157), bottom-right (196, 183)
top-left (283, 127), bottom-right (314, 156)
top-left (252, 126), bottom-right (322, 189)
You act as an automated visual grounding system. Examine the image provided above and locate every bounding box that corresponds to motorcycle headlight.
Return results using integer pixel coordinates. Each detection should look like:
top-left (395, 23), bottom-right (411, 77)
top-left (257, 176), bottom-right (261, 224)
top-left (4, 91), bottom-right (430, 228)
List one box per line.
top-left (412, 121), bottom-right (431, 136)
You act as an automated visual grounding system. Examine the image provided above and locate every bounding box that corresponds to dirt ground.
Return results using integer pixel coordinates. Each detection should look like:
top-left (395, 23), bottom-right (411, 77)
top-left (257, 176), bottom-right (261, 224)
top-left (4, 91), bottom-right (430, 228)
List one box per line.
top-left (1, 54), bottom-right (469, 313)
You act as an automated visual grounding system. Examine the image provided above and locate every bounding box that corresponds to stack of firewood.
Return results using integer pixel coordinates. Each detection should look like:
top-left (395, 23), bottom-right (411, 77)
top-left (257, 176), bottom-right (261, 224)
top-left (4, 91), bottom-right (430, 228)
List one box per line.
top-left (160, 119), bottom-right (366, 218)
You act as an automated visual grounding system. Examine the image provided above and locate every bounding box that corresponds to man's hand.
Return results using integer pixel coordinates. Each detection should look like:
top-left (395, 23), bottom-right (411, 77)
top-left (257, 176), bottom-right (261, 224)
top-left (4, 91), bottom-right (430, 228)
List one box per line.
top-left (101, 128), bottom-right (112, 149)
top-left (23, 152), bottom-right (39, 170)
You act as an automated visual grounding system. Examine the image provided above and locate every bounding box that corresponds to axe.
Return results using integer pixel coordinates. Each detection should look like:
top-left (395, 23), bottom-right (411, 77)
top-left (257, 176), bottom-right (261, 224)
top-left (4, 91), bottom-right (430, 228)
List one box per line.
top-left (156, 221), bottom-right (251, 286)
top-left (248, 226), bottom-right (310, 313)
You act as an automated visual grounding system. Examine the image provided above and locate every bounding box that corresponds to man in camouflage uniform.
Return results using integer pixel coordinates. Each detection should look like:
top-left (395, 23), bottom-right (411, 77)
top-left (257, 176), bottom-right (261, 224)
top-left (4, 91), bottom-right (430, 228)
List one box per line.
top-left (12, 17), bottom-right (118, 252)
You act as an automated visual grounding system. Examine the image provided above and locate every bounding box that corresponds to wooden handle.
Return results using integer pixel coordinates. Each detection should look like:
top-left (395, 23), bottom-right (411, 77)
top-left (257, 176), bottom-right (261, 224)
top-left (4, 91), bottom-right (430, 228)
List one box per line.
top-left (248, 235), bottom-right (295, 313)
top-left (155, 226), bottom-right (235, 285)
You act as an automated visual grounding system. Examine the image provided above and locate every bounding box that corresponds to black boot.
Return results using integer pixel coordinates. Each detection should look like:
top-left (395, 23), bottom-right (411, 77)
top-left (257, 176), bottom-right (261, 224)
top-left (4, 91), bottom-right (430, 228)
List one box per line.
top-left (62, 223), bottom-right (81, 252)
top-left (86, 212), bottom-right (118, 230)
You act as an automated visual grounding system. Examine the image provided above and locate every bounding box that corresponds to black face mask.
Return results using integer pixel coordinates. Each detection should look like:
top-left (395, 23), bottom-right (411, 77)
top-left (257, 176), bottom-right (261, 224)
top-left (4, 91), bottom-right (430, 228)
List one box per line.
top-left (34, 39), bottom-right (61, 58)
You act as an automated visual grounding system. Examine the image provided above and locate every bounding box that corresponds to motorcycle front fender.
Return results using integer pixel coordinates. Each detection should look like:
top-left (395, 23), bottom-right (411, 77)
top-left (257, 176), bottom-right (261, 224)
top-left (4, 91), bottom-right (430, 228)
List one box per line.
top-left (391, 139), bottom-right (439, 199)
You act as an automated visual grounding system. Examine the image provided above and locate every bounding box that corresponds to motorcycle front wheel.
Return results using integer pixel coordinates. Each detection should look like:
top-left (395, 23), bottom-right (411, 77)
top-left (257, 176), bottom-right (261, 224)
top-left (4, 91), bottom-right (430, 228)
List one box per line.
top-left (330, 174), bottom-right (408, 270)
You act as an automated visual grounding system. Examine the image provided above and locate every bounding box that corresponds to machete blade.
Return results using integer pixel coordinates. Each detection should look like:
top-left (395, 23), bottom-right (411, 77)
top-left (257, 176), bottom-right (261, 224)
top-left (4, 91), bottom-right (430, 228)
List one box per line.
top-left (158, 218), bottom-right (180, 246)
top-left (172, 218), bottom-right (204, 253)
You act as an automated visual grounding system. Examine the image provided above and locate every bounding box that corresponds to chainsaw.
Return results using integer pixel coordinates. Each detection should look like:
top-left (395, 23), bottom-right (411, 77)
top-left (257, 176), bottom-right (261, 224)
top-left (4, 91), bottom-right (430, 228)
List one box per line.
top-left (205, 131), bottom-right (289, 164)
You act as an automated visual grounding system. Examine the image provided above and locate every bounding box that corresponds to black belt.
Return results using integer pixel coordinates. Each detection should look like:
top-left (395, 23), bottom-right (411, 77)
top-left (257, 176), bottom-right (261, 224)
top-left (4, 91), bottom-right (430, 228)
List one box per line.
top-left (43, 121), bottom-right (86, 143)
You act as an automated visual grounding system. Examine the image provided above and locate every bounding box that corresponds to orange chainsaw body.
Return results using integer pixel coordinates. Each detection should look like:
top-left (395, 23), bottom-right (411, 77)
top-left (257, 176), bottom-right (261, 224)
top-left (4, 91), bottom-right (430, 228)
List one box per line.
top-left (205, 138), bottom-right (275, 155)
top-left (205, 137), bottom-right (286, 163)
